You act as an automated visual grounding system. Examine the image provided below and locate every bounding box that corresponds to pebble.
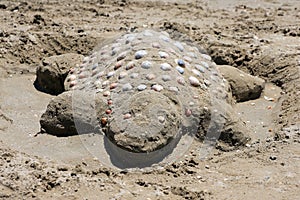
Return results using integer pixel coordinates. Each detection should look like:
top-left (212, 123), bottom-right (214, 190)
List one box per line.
top-left (103, 91), bottom-right (110, 97)
top-left (174, 41), bottom-right (184, 51)
top-left (201, 54), bottom-right (212, 61)
top-left (146, 74), bottom-right (156, 80)
top-left (176, 66), bottom-right (184, 74)
top-left (152, 42), bottom-right (161, 48)
top-left (151, 84), bottom-right (163, 92)
top-left (162, 75), bottom-right (171, 81)
top-left (102, 80), bottom-right (110, 88)
top-left (141, 61), bottom-right (152, 69)
top-left (160, 63), bottom-right (172, 71)
top-left (158, 116), bottom-right (165, 123)
top-left (92, 63), bottom-right (98, 70)
top-left (137, 84), bottom-right (147, 91)
top-left (101, 117), bottom-right (107, 126)
top-left (185, 109), bottom-right (192, 117)
top-left (183, 56), bottom-right (192, 62)
top-left (117, 51), bottom-right (127, 61)
top-left (106, 109), bottom-right (112, 115)
top-left (68, 74), bottom-right (76, 81)
top-left (192, 69), bottom-right (201, 77)
top-left (124, 113), bottom-right (132, 119)
top-left (159, 35), bottom-right (170, 42)
top-left (177, 59), bottom-right (185, 67)
top-left (204, 79), bottom-right (211, 86)
top-left (177, 77), bottom-right (185, 85)
top-left (130, 73), bottom-right (139, 79)
top-left (195, 64), bottom-right (205, 73)
top-left (69, 81), bottom-right (77, 87)
top-left (126, 61), bottom-right (136, 70)
top-left (110, 83), bottom-right (118, 89)
top-left (169, 86), bottom-right (179, 92)
top-left (189, 76), bottom-right (201, 87)
top-left (122, 83), bottom-right (133, 91)
top-left (79, 73), bottom-right (86, 79)
top-left (107, 71), bottom-right (115, 78)
top-left (119, 71), bottom-right (128, 79)
top-left (158, 51), bottom-right (169, 58)
top-left (107, 99), bottom-right (113, 105)
top-left (135, 50), bottom-right (147, 59)
top-left (114, 60), bottom-right (123, 70)
top-left (200, 61), bottom-right (210, 69)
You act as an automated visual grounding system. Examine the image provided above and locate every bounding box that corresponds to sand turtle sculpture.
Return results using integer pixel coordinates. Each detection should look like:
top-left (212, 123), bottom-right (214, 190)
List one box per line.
top-left (39, 30), bottom-right (264, 168)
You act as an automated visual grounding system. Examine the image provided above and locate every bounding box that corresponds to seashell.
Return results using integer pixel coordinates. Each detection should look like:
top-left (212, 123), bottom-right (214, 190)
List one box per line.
top-left (195, 64), bottom-right (205, 73)
top-left (189, 76), bottom-right (200, 87)
top-left (135, 50), bottom-right (147, 59)
top-left (151, 84), bottom-right (164, 92)
top-left (162, 75), bottom-right (171, 82)
top-left (146, 74), bottom-right (155, 80)
top-left (119, 71), bottom-right (128, 79)
top-left (174, 41), bottom-right (184, 52)
top-left (109, 82), bottom-right (118, 89)
top-left (117, 51), bottom-right (127, 61)
top-left (177, 59), bottom-right (185, 67)
top-left (152, 42), bottom-right (161, 48)
top-left (176, 77), bottom-right (185, 85)
top-left (123, 113), bottom-right (132, 119)
top-left (106, 109), bottom-right (112, 115)
top-left (122, 83), bottom-right (133, 91)
top-left (176, 66), bottom-right (184, 74)
top-left (126, 61), bottom-right (136, 70)
top-left (200, 61), bottom-right (210, 69)
top-left (160, 63), bottom-right (172, 71)
top-left (106, 71), bottom-right (115, 78)
top-left (137, 84), bottom-right (147, 91)
top-left (130, 73), bottom-right (139, 79)
top-left (103, 91), bottom-right (111, 97)
top-left (68, 74), bottom-right (76, 81)
top-left (169, 86), bottom-right (179, 93)
top-left (114, 60), bottom-right (123, 70)
top-left (141, 61), bottom-right (152, 69)
top-left (158, 51), bottom-right (169, 58)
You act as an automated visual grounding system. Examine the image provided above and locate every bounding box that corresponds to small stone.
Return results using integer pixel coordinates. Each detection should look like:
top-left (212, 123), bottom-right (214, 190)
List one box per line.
top-left (174, 42), bottom-right (184, 51)
top-left (162, 75), bottom-right (171, 81)
top-left (204, 79), bottom-right (211, 86)
top-left (200, 61), bottom-right (210, 69)
top-left (107, 99), bottom-right (113, 105)
top-left (114, 60), bottom-right (123, 70)
top-left (106, 109), bottom-right (112, 115)
top-left (130, 73), bottom-right (139, 79)
top-left (103, 91), bottom-right (110, 97)
top-left (158, 116), bottom-right (165, 123)
top-left (185, 109), bottom-right (192, 117)
top-left (141, 61), bottom-right (152, 69)
top-left (189, 76), bottom-right (200, 87)
top-left (102, 80), bottom-right (110, 88)
top-left (119, 71), bottom-right (128, 79)
top-left (107, 71), bottom-right (115, 78)
top-left (137, 84), bottom-right (147, 91)
top-left (177, 77), bottom-right (185, 85)
top-left (169, 86), bottom-right (179, 93)
top-left (124, 113), bottom-right (132, 119)
top-left (135, 50), bottom-right (147, 59)
top-left (177, 59), bottom-right (185, 67)
top-left (195, 64), bottom-right (205, 73)
top-left (192, 69), bottom-right (201, 77)
top-left (175, 66), bottom-right (184, 74)
top-left (122, 83), bottom-right (133, 91)
top-left (110, 83), bottom-right (118, 89)
top-left (79, 73), bottom-right (86, 79)
top-left (126, 61), bottom-right (136, 70)
top-left (68, 75), bottom-right (76, 81)
top-left (146, 74), bottom-right (155, 80)
top-left (158, 51), bottom-right (169, 58)
top-left (152, 42), bottom-right (161, 48)
top-left (70, 81), bottom-right (77, 87)
top-left (201, 54), bottom-right (212, 61)
top-left (159, 35), bottom-right (170, 42)
top-left (117, 51), bottom-right (127, 61)
top-left (183, 56), bottom-right (192, 62)
top-left (160, 63), bottom-right (172, 71)
top-left (270, 156), bottom-right (277, 161)
top-left (101, 117), bottom-right (107, 126)
top-left (151, 84), bottom-right (163, 92)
